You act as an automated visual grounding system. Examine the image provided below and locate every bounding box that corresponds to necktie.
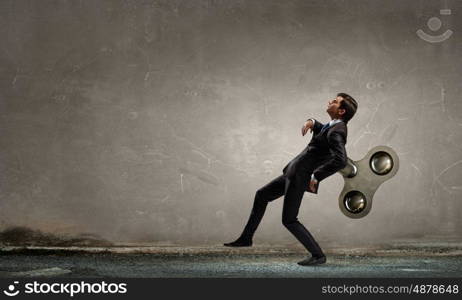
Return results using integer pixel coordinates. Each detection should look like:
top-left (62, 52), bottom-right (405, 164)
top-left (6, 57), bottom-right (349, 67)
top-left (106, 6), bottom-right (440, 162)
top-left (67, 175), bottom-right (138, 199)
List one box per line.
top-left (320, 122), bottom-right (331, 132)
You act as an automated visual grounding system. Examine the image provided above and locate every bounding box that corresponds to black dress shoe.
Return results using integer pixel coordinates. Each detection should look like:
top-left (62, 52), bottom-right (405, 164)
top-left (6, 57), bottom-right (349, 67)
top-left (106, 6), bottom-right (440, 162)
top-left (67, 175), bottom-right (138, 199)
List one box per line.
top-left (223, 238), bottom-right (252, 247)
top-left (297, 255), bottom-right (326, 266)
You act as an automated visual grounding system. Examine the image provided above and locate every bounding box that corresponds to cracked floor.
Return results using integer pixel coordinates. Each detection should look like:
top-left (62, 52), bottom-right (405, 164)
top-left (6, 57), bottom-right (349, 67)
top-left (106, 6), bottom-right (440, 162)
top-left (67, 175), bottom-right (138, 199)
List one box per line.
top-left (0, 252), bottom-right (461, 278)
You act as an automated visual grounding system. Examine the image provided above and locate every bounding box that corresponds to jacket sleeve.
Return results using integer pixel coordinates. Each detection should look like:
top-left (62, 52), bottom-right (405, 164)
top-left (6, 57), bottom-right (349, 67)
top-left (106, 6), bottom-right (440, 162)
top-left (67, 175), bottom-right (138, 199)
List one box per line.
top-left (312, 130), bottom-right (347, 182)
top-left (309, 119), bottom-right (324, 135)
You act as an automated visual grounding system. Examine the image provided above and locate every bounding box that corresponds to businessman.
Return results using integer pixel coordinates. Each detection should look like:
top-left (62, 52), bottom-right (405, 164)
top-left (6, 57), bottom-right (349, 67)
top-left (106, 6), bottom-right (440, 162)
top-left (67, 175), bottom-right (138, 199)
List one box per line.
top-left (224, 93), bottom-right (358, 266)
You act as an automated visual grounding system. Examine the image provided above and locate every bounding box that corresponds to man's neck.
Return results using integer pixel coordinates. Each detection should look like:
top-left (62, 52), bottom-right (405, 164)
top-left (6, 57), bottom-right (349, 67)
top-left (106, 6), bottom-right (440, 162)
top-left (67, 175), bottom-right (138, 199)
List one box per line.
top-left (327, 113), bottom-right (343, 122)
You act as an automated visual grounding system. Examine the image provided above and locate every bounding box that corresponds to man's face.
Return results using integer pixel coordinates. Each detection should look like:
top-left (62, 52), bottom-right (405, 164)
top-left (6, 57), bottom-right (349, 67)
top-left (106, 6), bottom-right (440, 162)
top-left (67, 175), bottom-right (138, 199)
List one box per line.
top-left (326, 96), bottom-right (345, 119)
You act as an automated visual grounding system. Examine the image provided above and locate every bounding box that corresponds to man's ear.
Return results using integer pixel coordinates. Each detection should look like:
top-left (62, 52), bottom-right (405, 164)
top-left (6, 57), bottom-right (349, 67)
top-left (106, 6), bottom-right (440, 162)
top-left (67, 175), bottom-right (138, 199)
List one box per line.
top-left (338, 108), bottom-right (346, 117)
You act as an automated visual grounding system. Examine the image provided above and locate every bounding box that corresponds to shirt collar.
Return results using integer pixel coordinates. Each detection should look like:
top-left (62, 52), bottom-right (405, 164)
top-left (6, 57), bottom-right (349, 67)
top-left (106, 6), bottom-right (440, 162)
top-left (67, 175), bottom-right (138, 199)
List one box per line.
top-left (329, 119), bottom-right (342, 126)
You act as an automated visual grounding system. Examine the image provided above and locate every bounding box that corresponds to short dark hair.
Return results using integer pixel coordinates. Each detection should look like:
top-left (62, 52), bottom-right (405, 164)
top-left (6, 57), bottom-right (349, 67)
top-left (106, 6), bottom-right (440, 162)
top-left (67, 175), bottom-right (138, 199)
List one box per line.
top-left (337, 92), bottom-right (358, 123)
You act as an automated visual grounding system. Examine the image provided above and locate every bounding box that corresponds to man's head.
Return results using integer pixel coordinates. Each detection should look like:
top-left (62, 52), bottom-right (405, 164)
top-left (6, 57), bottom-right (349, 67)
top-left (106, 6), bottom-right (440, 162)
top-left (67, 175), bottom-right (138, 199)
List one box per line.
top-left (326, 92), bottom-right (358, 123)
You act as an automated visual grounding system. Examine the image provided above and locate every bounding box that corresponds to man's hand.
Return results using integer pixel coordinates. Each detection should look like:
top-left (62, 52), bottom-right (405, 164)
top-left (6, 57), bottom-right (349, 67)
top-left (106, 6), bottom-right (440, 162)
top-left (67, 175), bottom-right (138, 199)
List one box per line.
top-left (301, 119), bottom-right (314, 136)
top-left (308, 179), bottom-right (318, 193)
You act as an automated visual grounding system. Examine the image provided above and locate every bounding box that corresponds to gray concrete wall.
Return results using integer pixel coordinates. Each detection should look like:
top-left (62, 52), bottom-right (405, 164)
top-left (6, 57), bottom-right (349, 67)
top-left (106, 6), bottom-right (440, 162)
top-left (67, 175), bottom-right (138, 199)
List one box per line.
top-left (0, 0), bottom-right (461, 246)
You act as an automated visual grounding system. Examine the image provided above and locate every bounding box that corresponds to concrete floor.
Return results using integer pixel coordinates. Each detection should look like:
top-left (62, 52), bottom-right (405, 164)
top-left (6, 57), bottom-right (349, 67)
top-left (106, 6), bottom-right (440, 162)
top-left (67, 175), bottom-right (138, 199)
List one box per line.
top-left (1, 253), bottom-right (462, 278)
top-left (1, 243), bottom-right (462, 278)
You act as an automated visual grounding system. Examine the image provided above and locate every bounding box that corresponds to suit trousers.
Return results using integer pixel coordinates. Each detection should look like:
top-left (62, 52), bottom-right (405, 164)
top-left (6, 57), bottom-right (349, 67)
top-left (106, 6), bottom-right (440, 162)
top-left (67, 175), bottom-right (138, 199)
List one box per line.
top-left (239, 174), bottom-right (324, 257)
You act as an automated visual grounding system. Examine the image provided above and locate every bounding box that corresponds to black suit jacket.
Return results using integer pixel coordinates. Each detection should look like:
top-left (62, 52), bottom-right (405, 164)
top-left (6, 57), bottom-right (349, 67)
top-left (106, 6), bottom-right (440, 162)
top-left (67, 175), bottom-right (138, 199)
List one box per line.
top-left (282, 119), bottom-right (348, 194)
